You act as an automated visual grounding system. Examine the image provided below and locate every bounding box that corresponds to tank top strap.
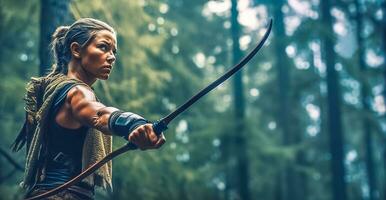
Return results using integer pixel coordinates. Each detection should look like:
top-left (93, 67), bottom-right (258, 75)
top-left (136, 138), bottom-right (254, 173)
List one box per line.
top-left (52, 83), bottom-right (78, 116)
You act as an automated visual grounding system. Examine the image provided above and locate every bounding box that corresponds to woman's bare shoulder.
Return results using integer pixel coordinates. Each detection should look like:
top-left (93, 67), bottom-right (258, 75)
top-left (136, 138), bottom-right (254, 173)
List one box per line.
top-left (67, 84), bottom-right (96, 103)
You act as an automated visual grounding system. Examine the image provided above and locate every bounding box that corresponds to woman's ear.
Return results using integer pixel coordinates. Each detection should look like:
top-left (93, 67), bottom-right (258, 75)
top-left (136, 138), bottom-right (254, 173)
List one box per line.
top-left (70, 42), bottom-right (82, 59)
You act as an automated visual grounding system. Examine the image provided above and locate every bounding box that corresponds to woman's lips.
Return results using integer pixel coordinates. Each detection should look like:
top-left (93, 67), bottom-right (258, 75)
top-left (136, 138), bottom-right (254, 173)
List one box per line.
top-left (102, 66), bottom-right (112, 73)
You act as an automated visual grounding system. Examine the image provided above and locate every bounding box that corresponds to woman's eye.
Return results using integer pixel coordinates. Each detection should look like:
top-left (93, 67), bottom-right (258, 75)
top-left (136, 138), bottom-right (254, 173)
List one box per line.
top-left (99, 44), bottom-right (108, 51)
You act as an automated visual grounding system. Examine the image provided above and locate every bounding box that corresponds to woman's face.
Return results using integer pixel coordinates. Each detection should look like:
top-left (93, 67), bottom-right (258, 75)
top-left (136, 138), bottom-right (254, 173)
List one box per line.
top-left (80, 30), bottom-right (117, 80)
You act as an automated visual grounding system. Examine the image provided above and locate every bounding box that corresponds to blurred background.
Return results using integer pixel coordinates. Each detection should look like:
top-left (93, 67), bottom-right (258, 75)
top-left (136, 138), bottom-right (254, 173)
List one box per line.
top-left (0, 0), bottom-right (385, 199)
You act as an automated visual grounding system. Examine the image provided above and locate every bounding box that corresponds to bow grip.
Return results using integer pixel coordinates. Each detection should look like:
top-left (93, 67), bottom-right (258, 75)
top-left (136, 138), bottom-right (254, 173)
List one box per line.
top-left (126, 120), bottom-right (168, 149)
top-left (152, 120), bottom-right (168, 136)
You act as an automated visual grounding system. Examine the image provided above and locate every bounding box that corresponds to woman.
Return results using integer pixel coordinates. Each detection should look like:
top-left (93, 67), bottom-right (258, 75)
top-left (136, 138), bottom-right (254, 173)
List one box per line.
top-left (12, 18), bottom-right (165, 199)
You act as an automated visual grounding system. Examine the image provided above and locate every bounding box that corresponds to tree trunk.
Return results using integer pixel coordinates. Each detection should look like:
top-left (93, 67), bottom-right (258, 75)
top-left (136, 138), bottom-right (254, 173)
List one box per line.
top-left (39, 0), bottom-right (72, 76)
top-left (320, 0), bottom-right (347, 200)
top-left (354, 1), bottom-right (378, 199)
top-left (383, 1), bottom-right (386, 106)
top-left (273, 1), bottom-right (290, 199)
top-left (272, 1), bottom-right (304, 200)
top-left (382, 1), bottom-right (386, 199)
top-left (230, 0), bottom-right (250, 199)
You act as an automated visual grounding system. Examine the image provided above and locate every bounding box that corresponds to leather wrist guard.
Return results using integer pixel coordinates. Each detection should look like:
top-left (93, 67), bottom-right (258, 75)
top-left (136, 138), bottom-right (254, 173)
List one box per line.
top-left (108, 111), bottom-right (149, 140)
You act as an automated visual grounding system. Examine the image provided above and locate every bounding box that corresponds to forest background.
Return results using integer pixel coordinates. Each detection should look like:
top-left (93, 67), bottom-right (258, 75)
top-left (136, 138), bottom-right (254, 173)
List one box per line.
top-left (0, 0), bottom-right (385, 200)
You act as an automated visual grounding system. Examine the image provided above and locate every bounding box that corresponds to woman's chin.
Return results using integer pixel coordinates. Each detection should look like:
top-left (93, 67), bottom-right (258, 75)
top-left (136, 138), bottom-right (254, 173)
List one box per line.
top-left (99, 74), bottom-right (110, 80)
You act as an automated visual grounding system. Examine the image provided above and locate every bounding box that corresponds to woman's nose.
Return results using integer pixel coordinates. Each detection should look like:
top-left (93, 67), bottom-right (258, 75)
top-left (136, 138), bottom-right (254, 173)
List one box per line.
top-left (107, 54), bottom-right (116, 64)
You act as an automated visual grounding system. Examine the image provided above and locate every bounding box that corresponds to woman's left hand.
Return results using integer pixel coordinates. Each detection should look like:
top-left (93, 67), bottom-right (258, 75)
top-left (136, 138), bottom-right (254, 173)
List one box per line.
top-left (128, 124), bottom-right (166, 150)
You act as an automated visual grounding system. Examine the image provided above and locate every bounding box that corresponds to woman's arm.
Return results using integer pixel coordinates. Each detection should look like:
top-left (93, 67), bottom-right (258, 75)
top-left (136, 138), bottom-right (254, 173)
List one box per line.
top-left (66, 84), bottom-right (115, 133)
top-left (67, 85), bottom-right (165, 149)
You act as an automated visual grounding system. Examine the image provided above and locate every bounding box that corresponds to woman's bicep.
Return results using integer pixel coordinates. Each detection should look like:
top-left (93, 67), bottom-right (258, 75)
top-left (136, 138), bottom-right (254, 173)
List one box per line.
top-left (67, 86), bottom-right (110, 131)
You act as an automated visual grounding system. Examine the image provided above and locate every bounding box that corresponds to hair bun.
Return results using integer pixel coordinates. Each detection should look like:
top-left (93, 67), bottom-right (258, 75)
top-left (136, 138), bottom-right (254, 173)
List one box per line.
top-left (52, 26), bottom-right (70, 39)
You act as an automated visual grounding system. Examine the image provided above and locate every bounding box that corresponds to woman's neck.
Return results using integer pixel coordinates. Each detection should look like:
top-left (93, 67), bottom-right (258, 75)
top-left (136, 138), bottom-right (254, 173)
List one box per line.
top-left (67, 60), bottom-right (96, 86)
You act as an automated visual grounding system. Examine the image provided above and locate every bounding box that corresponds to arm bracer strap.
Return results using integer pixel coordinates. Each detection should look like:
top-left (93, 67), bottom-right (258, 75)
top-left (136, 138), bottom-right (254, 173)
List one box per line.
top-left (108, 111), bottom-right (149, 140)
